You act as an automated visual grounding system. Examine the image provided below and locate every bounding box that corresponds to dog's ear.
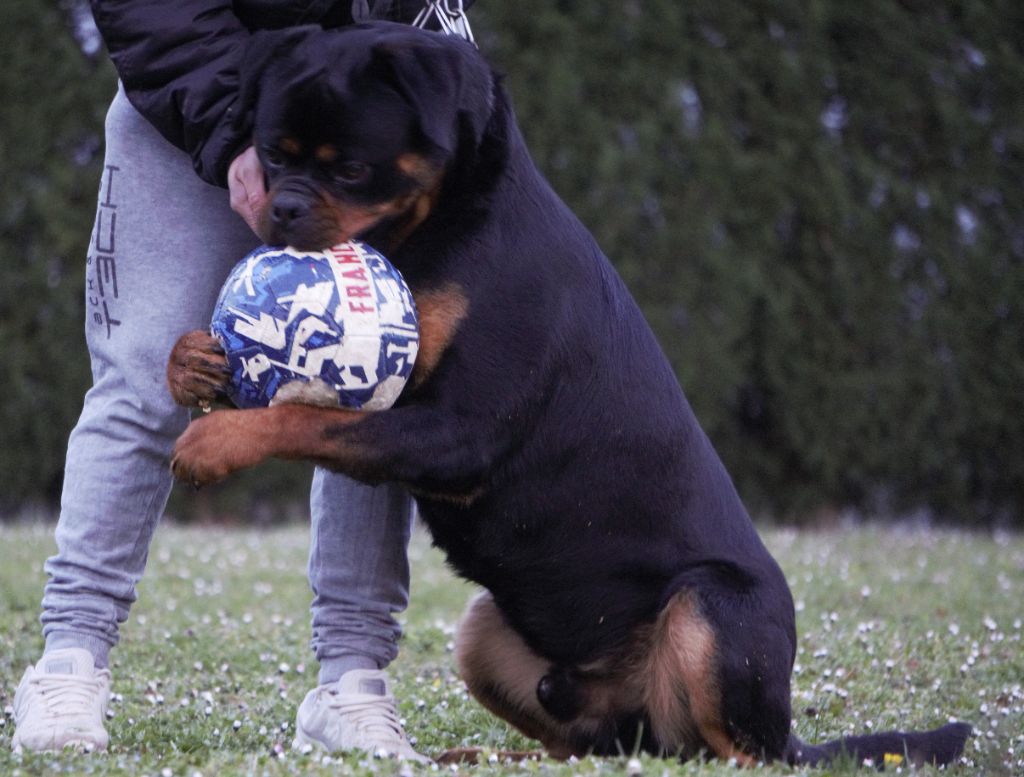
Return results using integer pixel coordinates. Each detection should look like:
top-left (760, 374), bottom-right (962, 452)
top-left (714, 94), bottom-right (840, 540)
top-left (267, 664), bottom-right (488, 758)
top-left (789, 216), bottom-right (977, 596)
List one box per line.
top-left (368, 34), bottom-right (493, 155)
top-left (234, 27), bottom-right (316, 134)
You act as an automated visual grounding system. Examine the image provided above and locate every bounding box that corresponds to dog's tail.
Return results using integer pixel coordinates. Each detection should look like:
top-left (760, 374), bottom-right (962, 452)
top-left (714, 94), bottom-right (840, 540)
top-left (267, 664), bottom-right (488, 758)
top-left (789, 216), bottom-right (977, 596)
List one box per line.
top-left (785, 721), bottom-right (972, 768)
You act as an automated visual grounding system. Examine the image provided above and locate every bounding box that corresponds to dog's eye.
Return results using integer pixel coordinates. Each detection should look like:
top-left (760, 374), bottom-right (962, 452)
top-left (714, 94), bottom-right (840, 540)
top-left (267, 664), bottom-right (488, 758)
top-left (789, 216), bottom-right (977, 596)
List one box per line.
top-left (334, 161), bottom-right (372, 186)
top-left (262, 148), bottom-right (286, 169)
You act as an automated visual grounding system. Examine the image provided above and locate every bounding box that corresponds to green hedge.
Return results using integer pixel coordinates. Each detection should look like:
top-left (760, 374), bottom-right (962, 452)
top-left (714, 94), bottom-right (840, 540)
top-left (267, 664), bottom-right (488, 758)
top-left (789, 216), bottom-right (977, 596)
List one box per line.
top-left (0, 0), bottom-right (109, 509)
top-left (478, 0), bottom-right (1023, 525)
top-left (2, 0), bottom-right (1021, 525)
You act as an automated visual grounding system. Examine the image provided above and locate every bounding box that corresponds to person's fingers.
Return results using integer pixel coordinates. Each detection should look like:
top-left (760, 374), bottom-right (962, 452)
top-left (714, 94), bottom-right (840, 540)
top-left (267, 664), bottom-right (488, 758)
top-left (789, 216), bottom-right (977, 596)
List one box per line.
top-left (228, 146), bottom-right (269, 238)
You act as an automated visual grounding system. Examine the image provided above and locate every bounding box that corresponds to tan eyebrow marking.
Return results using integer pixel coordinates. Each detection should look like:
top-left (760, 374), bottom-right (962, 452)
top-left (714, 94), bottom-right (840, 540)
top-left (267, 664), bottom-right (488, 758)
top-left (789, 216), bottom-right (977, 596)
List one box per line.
top-left (315, 144), bottom-right (339, 163)
top-left (278, 136), bottom-right (301, 155)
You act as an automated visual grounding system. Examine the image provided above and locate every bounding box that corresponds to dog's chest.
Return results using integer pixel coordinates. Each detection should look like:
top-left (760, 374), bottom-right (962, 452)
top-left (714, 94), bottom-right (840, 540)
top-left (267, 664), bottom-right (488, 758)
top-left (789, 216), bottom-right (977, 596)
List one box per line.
top-left (408, 283), bottom-right (470, 388)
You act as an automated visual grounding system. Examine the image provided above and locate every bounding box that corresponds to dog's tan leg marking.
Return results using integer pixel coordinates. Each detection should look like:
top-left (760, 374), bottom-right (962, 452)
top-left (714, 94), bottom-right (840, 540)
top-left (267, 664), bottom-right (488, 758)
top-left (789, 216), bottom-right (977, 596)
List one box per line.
top-left (644, 590), bottom-right (756, 765)
top-left (454, 592), bottom-right (554, 742)
top-left (454, 590), bottom-right (756, 763)
top-left (454, 591), bottom-right (579, 758)
top-left (167, 329), bottom-right (229, 407)
top-left (410, 283), bottom-right (469, 387)
top-left (171, 404), bottom-right (368, 485)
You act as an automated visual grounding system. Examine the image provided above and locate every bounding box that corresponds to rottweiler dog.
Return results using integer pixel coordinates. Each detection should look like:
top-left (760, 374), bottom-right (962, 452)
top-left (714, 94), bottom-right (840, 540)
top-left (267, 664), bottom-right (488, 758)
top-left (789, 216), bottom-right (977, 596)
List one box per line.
top-left (168, 22), bottom-right (971, 767)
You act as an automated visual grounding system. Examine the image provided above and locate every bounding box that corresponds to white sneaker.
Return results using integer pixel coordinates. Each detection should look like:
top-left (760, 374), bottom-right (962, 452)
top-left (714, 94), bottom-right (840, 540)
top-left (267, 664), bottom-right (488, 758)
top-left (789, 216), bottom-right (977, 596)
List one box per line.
top-left (294, 669), bottom-right (430, 763)
top-left (11, 648), bottom-right (111, 753)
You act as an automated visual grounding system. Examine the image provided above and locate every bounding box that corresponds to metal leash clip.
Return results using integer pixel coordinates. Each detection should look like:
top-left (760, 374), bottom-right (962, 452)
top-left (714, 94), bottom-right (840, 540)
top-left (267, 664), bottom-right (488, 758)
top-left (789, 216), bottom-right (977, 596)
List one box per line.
top-left (412, 0), bottom-right (475, 44)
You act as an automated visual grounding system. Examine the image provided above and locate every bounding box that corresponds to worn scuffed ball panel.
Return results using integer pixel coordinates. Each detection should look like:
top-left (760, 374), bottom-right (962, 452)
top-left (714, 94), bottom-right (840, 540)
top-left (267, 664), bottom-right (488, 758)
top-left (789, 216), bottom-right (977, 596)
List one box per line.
top-left (210, 242), bottom-right (419, 410)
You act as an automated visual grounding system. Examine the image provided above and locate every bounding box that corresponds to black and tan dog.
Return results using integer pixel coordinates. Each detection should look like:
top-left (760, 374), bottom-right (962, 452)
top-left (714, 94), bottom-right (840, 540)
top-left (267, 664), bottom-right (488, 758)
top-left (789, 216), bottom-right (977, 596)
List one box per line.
top-left (168, 22), bottom-right (971, 767)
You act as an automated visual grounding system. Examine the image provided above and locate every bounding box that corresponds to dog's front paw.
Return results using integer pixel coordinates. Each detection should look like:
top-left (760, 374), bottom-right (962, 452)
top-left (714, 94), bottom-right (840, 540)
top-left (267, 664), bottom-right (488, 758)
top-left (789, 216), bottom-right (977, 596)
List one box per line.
top-left (171, 410), bottom-right (268, 486)
top-left (167, 329), bottom-right (231, 407)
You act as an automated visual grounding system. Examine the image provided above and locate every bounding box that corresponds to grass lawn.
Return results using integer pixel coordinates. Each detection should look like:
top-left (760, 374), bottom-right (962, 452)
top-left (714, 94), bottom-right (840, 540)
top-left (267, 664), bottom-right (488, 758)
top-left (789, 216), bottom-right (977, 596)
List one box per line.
top-left (0, 521), bottom-right (1021, 776)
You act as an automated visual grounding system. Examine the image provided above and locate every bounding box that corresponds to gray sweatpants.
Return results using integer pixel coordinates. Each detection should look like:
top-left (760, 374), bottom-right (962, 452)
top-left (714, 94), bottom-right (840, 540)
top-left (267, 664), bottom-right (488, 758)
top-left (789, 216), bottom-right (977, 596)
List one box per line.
top-left (40, 85), bottom-right (413, 684)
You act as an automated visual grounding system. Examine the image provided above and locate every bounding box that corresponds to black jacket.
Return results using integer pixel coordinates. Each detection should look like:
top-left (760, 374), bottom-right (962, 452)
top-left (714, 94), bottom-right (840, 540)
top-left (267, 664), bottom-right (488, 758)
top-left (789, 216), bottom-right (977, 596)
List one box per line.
top-left (89, 1), bottom-right (462, 186)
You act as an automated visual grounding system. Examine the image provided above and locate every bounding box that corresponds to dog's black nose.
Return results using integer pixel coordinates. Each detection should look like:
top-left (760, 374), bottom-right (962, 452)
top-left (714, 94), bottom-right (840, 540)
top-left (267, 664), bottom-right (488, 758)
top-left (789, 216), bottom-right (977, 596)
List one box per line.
top-left (270, 191), bottom-right (310, 227)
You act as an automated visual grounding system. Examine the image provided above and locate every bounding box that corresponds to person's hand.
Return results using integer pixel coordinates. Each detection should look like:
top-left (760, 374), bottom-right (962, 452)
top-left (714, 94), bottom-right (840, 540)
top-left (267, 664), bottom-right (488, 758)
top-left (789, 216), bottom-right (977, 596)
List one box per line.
top-left (228, 146), bottom-right (271, 241)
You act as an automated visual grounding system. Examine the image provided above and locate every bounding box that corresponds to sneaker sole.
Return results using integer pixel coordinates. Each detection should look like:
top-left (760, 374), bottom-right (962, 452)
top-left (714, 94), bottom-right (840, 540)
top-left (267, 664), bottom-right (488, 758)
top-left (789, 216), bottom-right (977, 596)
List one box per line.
top-left (292, 727), bottom-right (326, 753)
top-left (292, 728), bottom-right (430, 763)
top-left (12, 737), bottom-right (108, 754)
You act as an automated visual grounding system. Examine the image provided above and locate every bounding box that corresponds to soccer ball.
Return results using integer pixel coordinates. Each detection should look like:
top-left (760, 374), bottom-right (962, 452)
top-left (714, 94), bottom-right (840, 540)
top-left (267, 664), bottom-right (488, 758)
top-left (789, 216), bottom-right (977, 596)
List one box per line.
top-left (210, 242), bottom-right (419, 410)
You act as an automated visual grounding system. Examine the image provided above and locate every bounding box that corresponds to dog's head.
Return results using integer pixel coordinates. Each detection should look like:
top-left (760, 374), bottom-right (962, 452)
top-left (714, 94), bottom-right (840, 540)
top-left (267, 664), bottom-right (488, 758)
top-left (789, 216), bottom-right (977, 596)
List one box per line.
top-left (237, 22), bottom-right (494, 251)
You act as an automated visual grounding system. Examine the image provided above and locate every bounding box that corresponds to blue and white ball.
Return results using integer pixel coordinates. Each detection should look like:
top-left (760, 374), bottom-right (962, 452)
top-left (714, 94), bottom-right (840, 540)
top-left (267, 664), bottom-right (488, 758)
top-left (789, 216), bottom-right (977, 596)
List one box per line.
top-left (211, 242), bottom-right (419, 410)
